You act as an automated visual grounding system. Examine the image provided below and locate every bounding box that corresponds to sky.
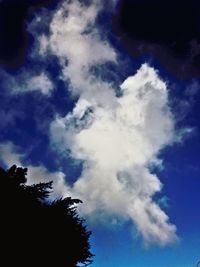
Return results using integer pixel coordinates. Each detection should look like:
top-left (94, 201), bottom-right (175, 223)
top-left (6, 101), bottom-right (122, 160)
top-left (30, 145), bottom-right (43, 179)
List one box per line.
top-left (0, 0), bottom-right (200, 266)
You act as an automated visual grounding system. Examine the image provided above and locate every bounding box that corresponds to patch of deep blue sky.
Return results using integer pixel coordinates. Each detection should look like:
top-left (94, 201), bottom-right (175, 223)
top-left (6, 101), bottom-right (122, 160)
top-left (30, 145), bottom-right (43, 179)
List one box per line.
top-left (0, 0), bottom-right (200, 265)
top-left (91, 225), bottom-right (200, 267)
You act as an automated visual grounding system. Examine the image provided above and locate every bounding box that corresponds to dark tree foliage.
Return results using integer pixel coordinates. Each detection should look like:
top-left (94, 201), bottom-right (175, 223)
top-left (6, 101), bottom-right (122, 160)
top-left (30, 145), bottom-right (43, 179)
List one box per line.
top-left (0, 165), bottom-right (93, 267)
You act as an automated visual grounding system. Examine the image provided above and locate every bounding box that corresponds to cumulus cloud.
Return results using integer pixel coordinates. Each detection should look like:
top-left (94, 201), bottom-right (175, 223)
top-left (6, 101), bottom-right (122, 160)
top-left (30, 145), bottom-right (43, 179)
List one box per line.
top-left (0, 142), bottom-right (67, 199)
top-left (27, 0), bottom-right (178, 246)
top-left (50, 64), bottom-right (178, 246)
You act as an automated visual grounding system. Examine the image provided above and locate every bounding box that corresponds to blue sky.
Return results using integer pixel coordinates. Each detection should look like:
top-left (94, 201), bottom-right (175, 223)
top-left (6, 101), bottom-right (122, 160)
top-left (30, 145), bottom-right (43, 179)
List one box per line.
top-left (0, 0), bottom-right (200, 266)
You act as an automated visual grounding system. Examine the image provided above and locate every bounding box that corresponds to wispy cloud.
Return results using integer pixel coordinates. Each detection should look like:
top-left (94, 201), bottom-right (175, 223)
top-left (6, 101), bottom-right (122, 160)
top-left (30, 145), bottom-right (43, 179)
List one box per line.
top-left (25, 72), bottom-right (54, 95)
top-left (0, 142), bottom-right (67, 199)
top-left (1, 69), bottom-right (54, 96)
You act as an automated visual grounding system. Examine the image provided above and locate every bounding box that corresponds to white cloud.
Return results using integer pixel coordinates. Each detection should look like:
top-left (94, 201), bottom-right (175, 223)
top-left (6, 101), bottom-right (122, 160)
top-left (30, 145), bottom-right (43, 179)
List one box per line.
top-left (0, 142), bottom-right (68, 199)
top-left (50, 64), bottom-right (178, 246)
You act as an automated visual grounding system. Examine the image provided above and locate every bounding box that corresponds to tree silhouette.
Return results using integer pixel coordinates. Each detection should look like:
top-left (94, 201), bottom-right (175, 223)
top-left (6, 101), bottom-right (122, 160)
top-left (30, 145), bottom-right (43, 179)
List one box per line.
top-left (0, 165), bottom-right (93, 267)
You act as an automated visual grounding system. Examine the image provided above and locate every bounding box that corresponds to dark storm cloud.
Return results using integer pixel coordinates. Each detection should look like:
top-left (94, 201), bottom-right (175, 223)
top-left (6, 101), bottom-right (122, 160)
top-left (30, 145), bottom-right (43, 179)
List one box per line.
top-left (113, 0), bottom-right (200, 79)
top-left (0, 0), bottom-right (57, 68)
